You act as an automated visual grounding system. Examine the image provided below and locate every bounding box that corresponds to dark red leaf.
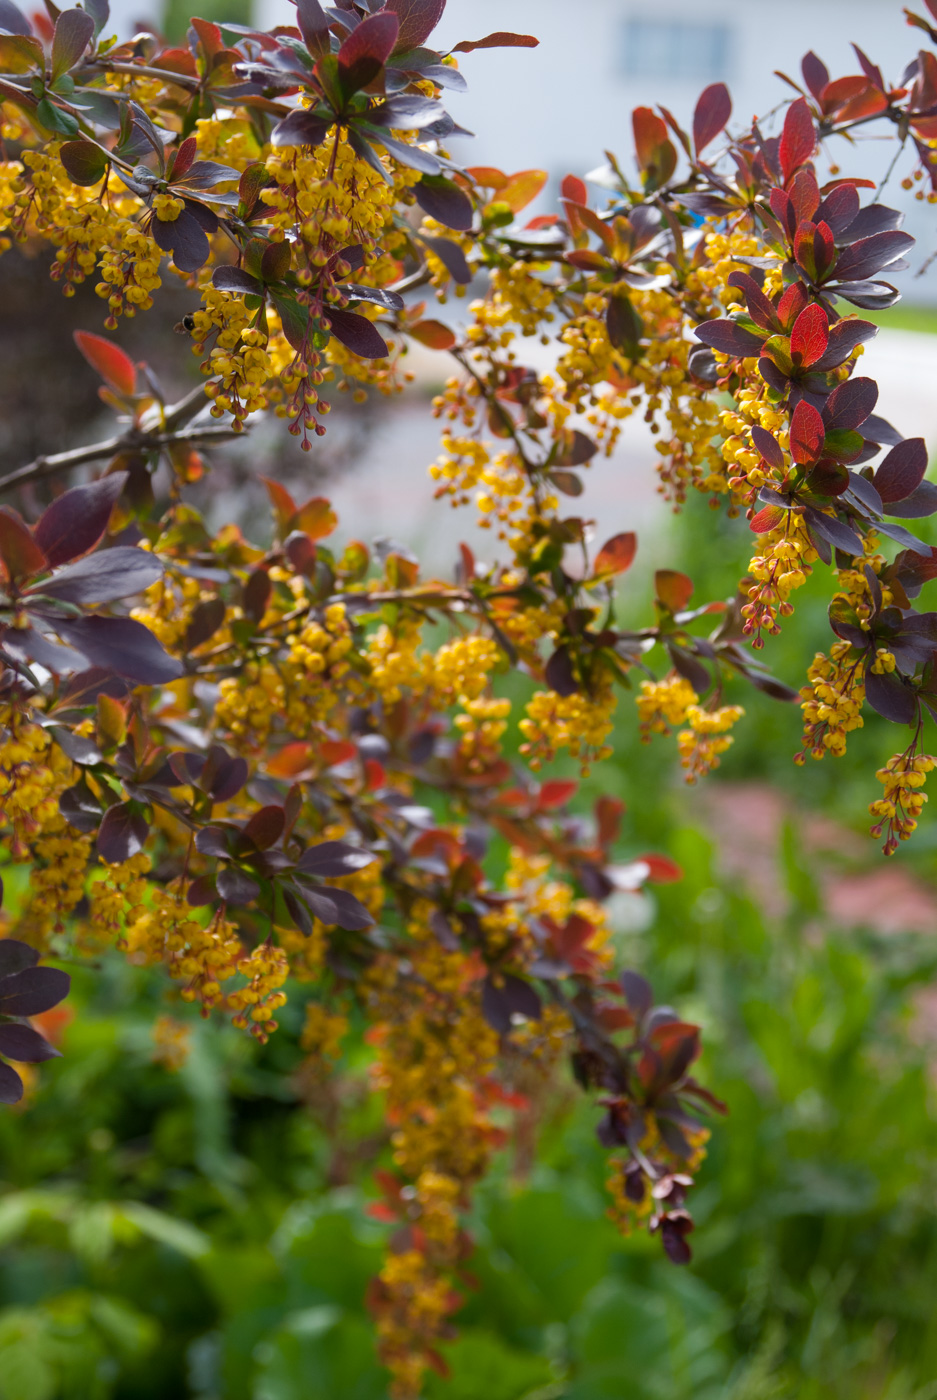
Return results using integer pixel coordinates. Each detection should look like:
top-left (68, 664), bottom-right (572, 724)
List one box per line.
top-left (242, 568), bottom-right (271, 623)
top-left (242, 805), bottom-right (285, 850)
top-left (884, 481), bottom-right (937, 519)
top-left (692, 82), bottom-right (731, 155)
top-left (726, 271), bottom-right (779, 332)
top-left (212, 265), bottom-right (263, 295)
top-left (801, 50), bottom-right (830, 101)
top-left (326, 308), bottom-right (389, 359)
top-left (750, 505), bottom-right (785, 533)
top-left (779, 97), bottom-right (816, 181)
top-left (875, 438), bottom-right (928, 504)
top-left (0, 964), bottom-right (70, 1017)
top-left (33, 474), bottom-right (126, 567)
top-left (150, 209), bottom-right (210, 273)
top-left (384, 0), bottom-right (445, 52)
top-left (822, 381), bottom-right (878, 440)
top-left (789, 399), bottom-right (825, 465)
top-left (336, 10), bottom-right (398, 94)
top-left (544, 645), bottom-right (578, 697)
top-left (803, 506), bottom-right (864, 554)
top-left (789, 302), bottom-right (828, 367)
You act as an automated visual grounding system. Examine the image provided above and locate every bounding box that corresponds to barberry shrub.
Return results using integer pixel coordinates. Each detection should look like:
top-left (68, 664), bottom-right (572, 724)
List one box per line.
top-left (1, 0), bottom-right (937, 1390)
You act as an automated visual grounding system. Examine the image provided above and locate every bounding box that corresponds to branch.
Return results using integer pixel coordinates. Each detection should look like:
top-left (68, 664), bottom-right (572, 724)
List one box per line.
top-left (79, 60), bottom-right (202, 92)
top-left (0, 382), bottom-right (237, 494)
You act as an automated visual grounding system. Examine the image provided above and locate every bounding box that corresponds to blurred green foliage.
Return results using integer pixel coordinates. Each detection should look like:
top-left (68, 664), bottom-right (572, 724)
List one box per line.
top-left (2, 816), bottom-right (937, 1399)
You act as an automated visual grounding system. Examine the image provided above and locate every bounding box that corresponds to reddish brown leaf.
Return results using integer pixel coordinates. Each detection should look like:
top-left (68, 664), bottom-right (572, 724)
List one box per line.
top-left (73, 330), bottom-right (136, 397)
top-left (790, 399), bottom-right (825, 465)
top-left (692, 82), bottom-right (731, 155)
top-left (593, 532), bottom-right (637, 579)
top-left (789, 302), bottom-right (829, 367)
top-left (0, 506), bottom-right (46, 580)
top-left (408, 319), bottom-right (456, 350)
top-left (655, 570), bottom-right (693, 613)
top-left (779, 96), bottom-right (816, 181)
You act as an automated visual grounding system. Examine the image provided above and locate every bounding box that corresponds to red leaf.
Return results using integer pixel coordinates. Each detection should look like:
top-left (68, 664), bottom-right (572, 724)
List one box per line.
top-left (260, 476), bottom-right (298, 534)
top-left (0, 506), bottom-right (46, 579)
top-left (73, 330), bottom-right (136, 397)
top-left (633, 106), bottom-right (668, 171)
top-left (655, 570), bottom-right (693, 613)
top-left (593, 532), bottom-right (637, 579)
top-left (451, 31), bottom-right (538, 54)
top-left (692, 82), bottom-right (731, 155)
top-left (536, 779), bottom-right (578, 811)
top-left (190, 16), bottom-right (224, 57)
top-left (750, 505), bottom-right (786, 533)
top-left (408, 319), bottom-right (456, 350)
top-left (779, 96), bottom-right (816, 181)
top-left (790, 399), bottom-right (825, 465)
top-left (789, 302), bottom-right (829, 367)
top-left (383, 0), bottom-right (445, 52)
top-left (640, 853), bottom-right (683, 883)
top-left (561, 173), bottom-right (587, 205)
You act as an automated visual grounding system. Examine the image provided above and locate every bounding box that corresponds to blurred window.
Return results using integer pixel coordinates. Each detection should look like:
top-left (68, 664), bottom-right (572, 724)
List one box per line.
top-left (622, 18), bottom-right (731, 80)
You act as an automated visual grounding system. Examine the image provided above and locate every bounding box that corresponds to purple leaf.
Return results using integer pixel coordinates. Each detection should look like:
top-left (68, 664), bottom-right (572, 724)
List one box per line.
top-left (3, 627), bottom-right (84, 674)
top-left (413, 175), bottom-right (474, 231)
top-left (833, 230), bottom-right (915, 283)
top-left (875, 438), bottom-right (928, 503)
top-left (481, 973), bottom-right (542, 1033)
top-left (97, 801), bottom-right (148, 863)
top-left (0, 1023), bottom-right (60, 1063)
top-left (55, 616), bottom-right (183, 684)
top-left (294, 0), bottom-right (330, 56)
top-left (865, 667), bottom-right (918, 725)
top-left (812, 318), bottom-right (877, 370)
top-left (418, 232), bottom-right (472, 283)
top-left (822, 377), bottom-right (878, 432)
top-left (370, 130), bottom-right (440, 174)
top-left (801, 50), bottom-right (829, 100)
top-left (33, 474), bottom-right (126, 567)
top-left (216, 867), bottom-right (260, 905)
top-left (803, 507), bottom-right (863, 555)
top-left (726, 271), bottom-right (779, 332)
top-left (150, 209), bottom-right (210, 273)
top-left (326, 308), bottom-right (389, 358)
top-left (0, 940), bottom-right (38, 977)
top-left (885, 480), bottom-right (937, 519)
top-left (751, 424), bottom-right (784, 469)
top-left (51, 8), bottom-right (94, 82)
top-left (0, 0), bottom-right (33, 36)
top-left (0, 1062), bottom-right (22, 1104)
top-left (35, 547), bottom-right (162, 605)
top-left (693, 319), bottom-right (764, 356)
top-left (211, 265), bottom-right (263, 295)
top-left (195, 825), bottom-right (232, 859)
top-left (621, 969), bottom-right (653, 1018)
top-left (0, 965), bottom-right (70, 1017)
top-left (271, 108), bottom-right (330, 148)
top-left (545, 644), bottom-right (578, 697)
top-left (320, 886), bottom-right (374, 929)
top-left (203, 747), bottom-right (248, 802)
top-left (343, 282), bottom-right (404, 311)
top-left (840, 204), bottom-right (903, 243)
top-left (59, 668), bottom-right (128, 708)
top-left (242, 805), bottom-right (285, 850)
top-left (367, 93), bottom-right (446, 128)
top-left (296, 840), bottom-right (376, 876)
top-left (815, 183), bottom-right (860, 237)
top-left (692, 82), bottom-right (731, 155)
top-left (830, 281), bottom-right (900, 311)
top-left (336, 9), bottom-right (399, 94)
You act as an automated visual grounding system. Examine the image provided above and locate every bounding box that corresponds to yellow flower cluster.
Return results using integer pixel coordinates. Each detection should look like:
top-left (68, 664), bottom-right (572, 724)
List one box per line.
top-left (797, 643), bottom-right (866, 761)
top-left (151, 1015), bottom-right (192, 1071)
top-left (677, 703), bottom-right (744, 783)
top-left (870, 752), bottom-right (935, 855)
top-left (227, 939), bottom-right (289, 1042)
top-left (519, 684), bottom-right (616, 773)
top-left (636, 673), bottom-right (696, 739)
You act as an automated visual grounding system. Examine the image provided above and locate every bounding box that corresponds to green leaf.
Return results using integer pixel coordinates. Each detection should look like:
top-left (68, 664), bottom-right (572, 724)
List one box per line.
top-left (35, 98), bottom-right (80, 136)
